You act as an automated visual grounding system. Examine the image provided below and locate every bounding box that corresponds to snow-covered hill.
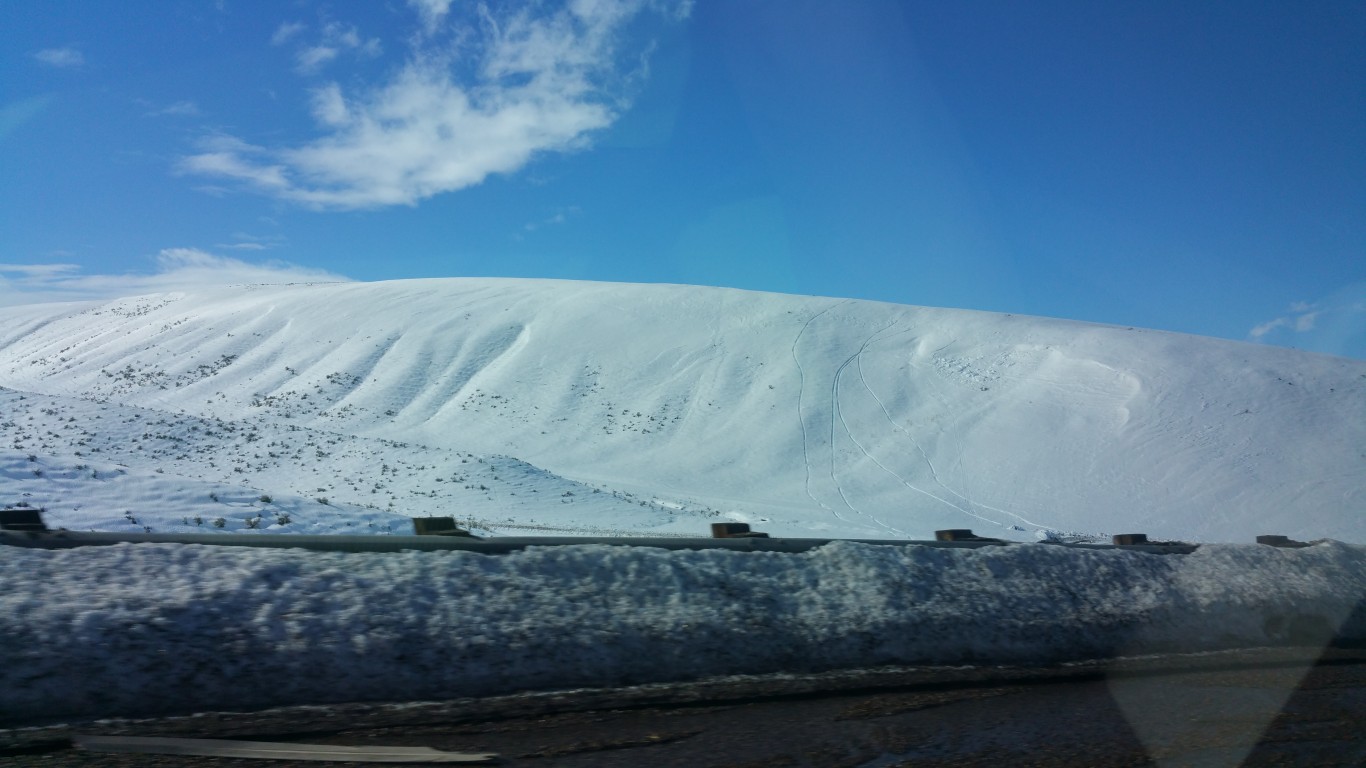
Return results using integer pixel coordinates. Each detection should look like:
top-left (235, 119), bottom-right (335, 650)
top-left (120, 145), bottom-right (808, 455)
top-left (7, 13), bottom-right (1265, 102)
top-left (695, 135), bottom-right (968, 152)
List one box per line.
top-left (2, 278), bottom-right (1363, 542)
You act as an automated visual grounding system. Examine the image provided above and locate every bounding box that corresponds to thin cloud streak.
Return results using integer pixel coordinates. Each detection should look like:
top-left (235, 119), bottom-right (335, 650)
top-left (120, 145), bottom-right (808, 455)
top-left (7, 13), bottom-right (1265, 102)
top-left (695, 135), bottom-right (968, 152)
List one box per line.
top-left (34, 47), bottom-right (85, 68)
top-left (216, 242), bottom-right (271, 251)
top-left (293, 22), bottom-right (382, 74)
top-left (1248, 283), bottom-right (1366, 359)
top-left (1248, 317), bottom-right (1287, 340)
top-left (181, 1), bottom-right (689, 210)
top-left (0, 250), bottom-right (349, 306)
top-left (410, 0), bottom-right (455, 34)
top-left (145, 100), bottom-right (201, 117)
top-left (271, 21), bottom-right (306, 46)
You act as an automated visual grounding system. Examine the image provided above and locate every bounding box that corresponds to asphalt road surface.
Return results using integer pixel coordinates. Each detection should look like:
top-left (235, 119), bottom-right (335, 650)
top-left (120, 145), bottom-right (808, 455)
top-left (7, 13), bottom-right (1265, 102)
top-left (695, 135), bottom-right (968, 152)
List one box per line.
top-left (4, 646), bottom-right (1362, 767)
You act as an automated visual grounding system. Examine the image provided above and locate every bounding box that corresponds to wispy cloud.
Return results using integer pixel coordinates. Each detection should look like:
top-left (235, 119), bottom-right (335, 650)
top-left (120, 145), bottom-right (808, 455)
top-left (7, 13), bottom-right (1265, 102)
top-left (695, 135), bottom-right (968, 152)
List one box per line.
top-left (0, 96), bottom-right (55, 142)
top-left (522, 206), bottom-right (580, 232)
top-left (0, 263), bottom-right (83, 280)
top-left (1248, 283), bottom-right (1366, 359)
top-left (33, 47), bottom-right (84, 68)
top-left (144, 100), bottom-right (201, 117)
top-left (1250, 303), bottom-right (1324, 340)
top-left (0, 250), bottom-right (348, 306)
top-left (410, 0), bottom-right (454, 34)
top-left (271, 21), bottom-right (307, 46)
top-left (182, 134), bottom-right (291, 192)
top-left (291, 21), bottom-right (382, 75)
top-left (182, 1), bottom-right (690, 210)
top-left (215, 232), bottom-right (287, 251)
top-left (296, 45), bottom-right (340, 73)
top-left (1248, 317), bottom-right (1287, 340)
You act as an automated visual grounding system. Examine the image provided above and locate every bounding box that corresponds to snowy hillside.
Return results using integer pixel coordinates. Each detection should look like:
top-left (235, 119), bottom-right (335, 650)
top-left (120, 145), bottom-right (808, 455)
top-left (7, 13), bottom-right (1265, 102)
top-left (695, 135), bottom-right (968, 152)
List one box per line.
top-left (2, 278), bottom-right (1363, 542)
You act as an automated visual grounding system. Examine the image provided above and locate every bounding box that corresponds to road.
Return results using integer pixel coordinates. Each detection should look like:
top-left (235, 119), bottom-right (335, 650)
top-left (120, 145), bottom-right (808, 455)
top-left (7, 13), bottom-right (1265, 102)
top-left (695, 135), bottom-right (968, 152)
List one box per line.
top-left (3, 646), bottom-right (1362, 767)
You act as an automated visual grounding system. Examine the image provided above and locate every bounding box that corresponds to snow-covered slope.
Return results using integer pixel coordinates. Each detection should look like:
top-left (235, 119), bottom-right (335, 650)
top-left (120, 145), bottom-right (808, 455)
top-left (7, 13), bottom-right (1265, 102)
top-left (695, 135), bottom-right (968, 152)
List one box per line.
top-left (2, 278), bottom-right (1363, 542)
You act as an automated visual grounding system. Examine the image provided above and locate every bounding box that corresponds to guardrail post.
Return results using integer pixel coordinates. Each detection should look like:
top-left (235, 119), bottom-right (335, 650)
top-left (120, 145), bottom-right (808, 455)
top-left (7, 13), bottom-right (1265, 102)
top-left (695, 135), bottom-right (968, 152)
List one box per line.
top-left (0, 509), bottom-right (48, 532)
top-left (411, 517), bottom-right (475, 537)
top-left (711, 523), bottom-right (769, 538)
top-left (1256, 535), bottom-right (1311, 548)
top-left (935, 529), bottom-right (975, 541)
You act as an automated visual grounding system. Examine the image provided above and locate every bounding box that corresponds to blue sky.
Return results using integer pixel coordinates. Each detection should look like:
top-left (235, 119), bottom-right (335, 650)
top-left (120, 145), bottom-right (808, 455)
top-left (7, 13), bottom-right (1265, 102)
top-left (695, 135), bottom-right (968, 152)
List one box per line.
top-left (2, 0), bottom-right (1364, 358)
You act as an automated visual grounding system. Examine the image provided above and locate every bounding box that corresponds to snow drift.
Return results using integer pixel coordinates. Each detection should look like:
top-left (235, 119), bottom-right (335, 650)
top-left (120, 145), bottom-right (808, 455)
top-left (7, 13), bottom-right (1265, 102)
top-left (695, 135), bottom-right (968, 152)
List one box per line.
top-left (1, 539), bottom-right (1362, 723)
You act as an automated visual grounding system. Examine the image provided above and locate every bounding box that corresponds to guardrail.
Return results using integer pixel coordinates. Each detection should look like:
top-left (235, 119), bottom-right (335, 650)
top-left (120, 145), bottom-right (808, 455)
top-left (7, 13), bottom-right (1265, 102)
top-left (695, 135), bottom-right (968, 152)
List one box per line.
top-left (0, 509), bottom-right (1281, 555)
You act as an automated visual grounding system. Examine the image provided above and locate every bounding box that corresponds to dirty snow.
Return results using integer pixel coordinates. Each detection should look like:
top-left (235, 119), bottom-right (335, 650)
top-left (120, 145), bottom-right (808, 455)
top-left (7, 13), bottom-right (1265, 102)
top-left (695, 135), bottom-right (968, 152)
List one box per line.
top-left (1, 538), bottom-right (1363, 722)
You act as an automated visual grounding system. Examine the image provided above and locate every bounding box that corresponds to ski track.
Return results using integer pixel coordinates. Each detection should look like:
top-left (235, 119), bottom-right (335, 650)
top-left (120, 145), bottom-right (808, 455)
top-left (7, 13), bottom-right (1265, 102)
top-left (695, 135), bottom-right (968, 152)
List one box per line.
top-left (896, 344), bottom-right (1052, 532)
top-left (838, 322), bottom-right (1003, 534)
top-left (830, 320), bottom-right (908, 535)
top-left (806, 313), bottom-right (1040, 537)
top-left (889, 335), bottom-right (1001, 521)
top-left (791, 300), bottom-right (851, 523)
top-left (854, 330), bottom-right (1050, 533)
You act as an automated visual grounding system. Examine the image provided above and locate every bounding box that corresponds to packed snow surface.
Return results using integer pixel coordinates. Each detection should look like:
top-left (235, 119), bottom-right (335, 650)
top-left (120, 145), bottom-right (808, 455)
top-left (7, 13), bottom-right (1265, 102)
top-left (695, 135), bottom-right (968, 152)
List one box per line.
top-left (2, 539), bottom-right (1363, 722)
top-left (2, 278), bottom-right (1363, 543)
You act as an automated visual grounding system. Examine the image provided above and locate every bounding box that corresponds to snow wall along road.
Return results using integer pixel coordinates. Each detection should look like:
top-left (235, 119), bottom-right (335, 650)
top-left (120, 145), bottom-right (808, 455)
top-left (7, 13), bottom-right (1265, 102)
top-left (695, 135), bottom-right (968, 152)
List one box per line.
top-left (2, 538), bottom-right (1364, 723)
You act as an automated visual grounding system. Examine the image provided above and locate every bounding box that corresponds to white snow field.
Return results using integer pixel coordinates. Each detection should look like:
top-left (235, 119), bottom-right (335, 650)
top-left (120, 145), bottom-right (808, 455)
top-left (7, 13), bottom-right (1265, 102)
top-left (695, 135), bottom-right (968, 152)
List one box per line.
top-left (1, 278), bottom-right (1364, 722)
top-left (2, 278), bottom-right (1363, 543)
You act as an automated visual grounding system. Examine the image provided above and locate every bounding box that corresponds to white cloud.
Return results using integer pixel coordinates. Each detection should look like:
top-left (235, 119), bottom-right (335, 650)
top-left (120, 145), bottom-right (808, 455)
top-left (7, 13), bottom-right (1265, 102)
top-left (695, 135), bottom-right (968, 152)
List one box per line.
top-left (34, 47), bottom-right (84, 68)
top-left (522, 206), bottom-right (580, 232)
top-left (410, 0), bottom-right (454, 34)
top-left (182, 1), bottom-right (688, 210)
top-left (272, 21), bottom-right (307, 46)
top-left (1248, 284), bottom-right (1366, 358)
top-left (310, 83), bottom-right (350, 126)
top-left (179, 134), bottom-right (291, 192)
top-left (0, 263), bottom-right (82, 280)
top-left (0, 250), bottom-right (348, 306)
top-left (1248, 318), bottom-right (1286, 340)
top-left (293, 22), bottom-right (381, 74)
top-left (297, 45), bottom-right (340, 73)
top-left (215, 232), bottom-right (287, 251)
top-left (145, 100), bottom-right (200, 117)
top-left (1251, 301), bottom-right (1322, 340)
top-left (1250, 300), bottom-right (1320, 341)
top-left (0, 96), bottom-right (54, 141)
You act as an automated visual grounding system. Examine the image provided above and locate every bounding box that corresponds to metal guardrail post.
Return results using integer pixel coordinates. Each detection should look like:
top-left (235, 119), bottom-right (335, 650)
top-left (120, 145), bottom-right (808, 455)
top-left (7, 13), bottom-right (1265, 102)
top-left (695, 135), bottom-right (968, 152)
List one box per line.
top-left (411, 517), bottom-right (476, 537)
top-left (711, 522), bottom-right (769, 539)
top-left (0, 509), bottom-right (48, 532)
top-left (935, 529), bottom-right (1006, 543)
top-left (0, 511), bottom-right (1208, 555)
top-left (1256, 535), bottom-right (1311, 548)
